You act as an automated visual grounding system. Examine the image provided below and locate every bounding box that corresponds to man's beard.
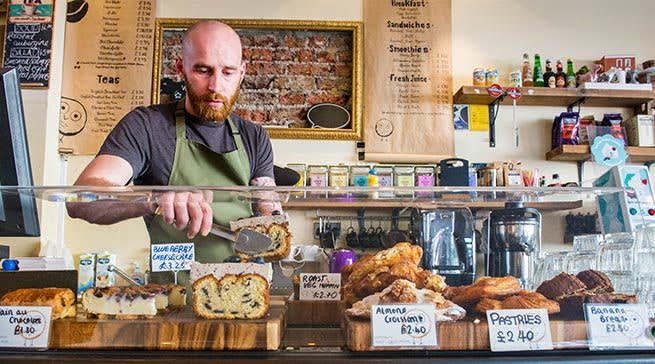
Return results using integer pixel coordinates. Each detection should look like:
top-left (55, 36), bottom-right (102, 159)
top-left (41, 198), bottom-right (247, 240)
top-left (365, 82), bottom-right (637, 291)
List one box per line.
top-left (185, 80), bottom-right (240, 122)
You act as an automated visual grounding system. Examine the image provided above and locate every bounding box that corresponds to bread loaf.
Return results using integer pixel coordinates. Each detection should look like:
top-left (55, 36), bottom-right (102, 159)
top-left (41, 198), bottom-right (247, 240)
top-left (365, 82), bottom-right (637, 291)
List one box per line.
top-left (0, 288), bottom-right (76, 320)
top-left (536, 272), bottom-right (587, 300)
top-left (192, 273), bottom-right (269, 319)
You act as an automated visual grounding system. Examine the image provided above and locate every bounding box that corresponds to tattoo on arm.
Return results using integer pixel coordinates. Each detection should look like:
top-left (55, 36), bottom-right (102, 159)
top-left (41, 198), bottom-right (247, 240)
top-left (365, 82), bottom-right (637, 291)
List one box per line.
top-left (250, 177), bottom-right (282, 215)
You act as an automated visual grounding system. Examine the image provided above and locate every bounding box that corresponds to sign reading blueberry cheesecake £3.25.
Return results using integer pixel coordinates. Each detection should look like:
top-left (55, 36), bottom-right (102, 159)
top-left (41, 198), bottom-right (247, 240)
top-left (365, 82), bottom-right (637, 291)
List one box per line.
top-left (151, 243), bottom-right (195, 272)
top-left (299, 273), bottom-right (341, 301)
top-left (371, 304), bottom-right (437, 347)
top-left (0, 306), bottom-right (52, 348)
top-left (585, 303), bottom-right (654, 350)
top-left (487, 309), bottom-right (553, 352)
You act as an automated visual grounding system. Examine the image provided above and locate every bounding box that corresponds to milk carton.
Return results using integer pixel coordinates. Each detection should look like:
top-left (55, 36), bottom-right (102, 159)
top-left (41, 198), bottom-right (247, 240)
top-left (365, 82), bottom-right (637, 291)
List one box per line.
top-left (95, 252), bottom-right (116, 287)
top-left (77, 253), bottom-right (95, 295)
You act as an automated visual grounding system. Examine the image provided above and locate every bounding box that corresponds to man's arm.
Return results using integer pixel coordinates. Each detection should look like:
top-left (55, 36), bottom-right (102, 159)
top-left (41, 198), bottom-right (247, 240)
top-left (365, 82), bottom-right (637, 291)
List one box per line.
top-left (251, 176), bottom-right (282, 216)
top-left (68, 155), bottom-right (212, 238)
top-left (66, 155), bottom-right (156, 224)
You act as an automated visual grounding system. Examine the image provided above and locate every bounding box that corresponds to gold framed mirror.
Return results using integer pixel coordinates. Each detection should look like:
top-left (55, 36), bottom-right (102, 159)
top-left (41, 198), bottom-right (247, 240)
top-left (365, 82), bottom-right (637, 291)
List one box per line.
top-left (152, 18), bottom-right (363, 140)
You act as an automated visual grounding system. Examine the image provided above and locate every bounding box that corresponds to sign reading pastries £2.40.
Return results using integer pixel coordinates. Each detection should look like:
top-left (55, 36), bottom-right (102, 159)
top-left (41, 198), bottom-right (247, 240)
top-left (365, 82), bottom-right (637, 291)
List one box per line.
top-left (487, 309), bottom-right (554, 352)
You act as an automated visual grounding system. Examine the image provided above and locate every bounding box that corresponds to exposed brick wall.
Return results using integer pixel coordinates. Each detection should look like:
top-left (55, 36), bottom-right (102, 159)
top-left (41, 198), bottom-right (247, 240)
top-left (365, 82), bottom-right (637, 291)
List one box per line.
top-left (159, 28), bottom-right (353, 128)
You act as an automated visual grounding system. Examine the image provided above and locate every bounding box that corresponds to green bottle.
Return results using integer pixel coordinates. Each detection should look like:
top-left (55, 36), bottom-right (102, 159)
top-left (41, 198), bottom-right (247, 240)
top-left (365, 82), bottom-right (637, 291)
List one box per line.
top-left (566, 58), bottom-right (577, 88)
top-left (533, 54), bottom-right (544, 87)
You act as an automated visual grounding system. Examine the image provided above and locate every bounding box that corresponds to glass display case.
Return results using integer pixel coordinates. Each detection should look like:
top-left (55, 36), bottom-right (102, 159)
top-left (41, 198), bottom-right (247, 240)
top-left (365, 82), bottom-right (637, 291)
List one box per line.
top-left (0, 185), bottom-right (654, 362)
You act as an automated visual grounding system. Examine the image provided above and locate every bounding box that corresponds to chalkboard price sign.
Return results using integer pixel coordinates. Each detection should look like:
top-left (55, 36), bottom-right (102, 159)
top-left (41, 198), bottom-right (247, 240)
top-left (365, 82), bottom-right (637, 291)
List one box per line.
top-left (3, 22), bottom-right (53, 87)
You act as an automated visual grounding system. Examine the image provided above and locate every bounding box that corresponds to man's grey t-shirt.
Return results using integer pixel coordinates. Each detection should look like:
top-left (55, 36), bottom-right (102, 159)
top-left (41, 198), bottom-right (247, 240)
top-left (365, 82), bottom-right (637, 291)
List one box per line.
top-left (98, 103), bottom-right (274, 185)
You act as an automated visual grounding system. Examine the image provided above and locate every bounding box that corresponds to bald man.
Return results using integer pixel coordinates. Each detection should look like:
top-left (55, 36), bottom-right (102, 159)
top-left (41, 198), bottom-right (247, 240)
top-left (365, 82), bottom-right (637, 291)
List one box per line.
top-left (70, 20), bottom-right (277, 270)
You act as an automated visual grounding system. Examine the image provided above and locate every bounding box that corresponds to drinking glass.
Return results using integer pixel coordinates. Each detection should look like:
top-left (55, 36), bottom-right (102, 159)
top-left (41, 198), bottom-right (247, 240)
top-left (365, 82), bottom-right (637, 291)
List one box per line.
top-left (572, 234), bottom-right (602, 253)
top-left (597, 233), bottom-right (635, 293)
top-left (564, 251), bottom-right (596, 275)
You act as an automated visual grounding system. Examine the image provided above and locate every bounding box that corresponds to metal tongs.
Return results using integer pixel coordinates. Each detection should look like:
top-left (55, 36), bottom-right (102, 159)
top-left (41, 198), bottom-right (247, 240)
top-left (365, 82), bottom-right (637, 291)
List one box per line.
top-left (108, 264), bottom-right (142, 286)
top-left (209, 223), bottom-right (274, 255)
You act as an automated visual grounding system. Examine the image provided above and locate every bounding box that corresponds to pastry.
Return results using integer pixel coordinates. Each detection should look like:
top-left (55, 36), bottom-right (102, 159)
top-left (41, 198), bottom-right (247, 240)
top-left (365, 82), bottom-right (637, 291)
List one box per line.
top-left (345, 279), bottom-right (466, 322)
top-left (474, 298), bottom-right (504, 313)
top-left (190, 262), bottom-right (273, 284)
top-left (444, 276), bottom-right (522, 306)
top-left (500, 291), bottom-right (560, 314)
top-left (231, 214), bottom-right (292, 262)
top-left (576, 270), bottom-right (613, 293)
top-left (142, 284), bottom-right (186, 309)
top-left (341, 242), bottom-right (439, 305)
top-left (192, 273), bottom-right (269, 319)
top-left (536, 272), bottom-right (587, 300)
top-left (82, 286), bottom-right (157, 318)
top-left (0, 288), bottom-right (76, 320)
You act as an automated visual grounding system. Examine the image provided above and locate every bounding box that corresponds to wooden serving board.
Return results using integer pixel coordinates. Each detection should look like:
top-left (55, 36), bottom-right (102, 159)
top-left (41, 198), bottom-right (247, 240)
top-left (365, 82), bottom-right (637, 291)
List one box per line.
top-left (345, 316), bottom-right (589, 351)
top-left (50, 305), bottom-right (286, 351)
top-left (286, 299), bottom-right (344, 326)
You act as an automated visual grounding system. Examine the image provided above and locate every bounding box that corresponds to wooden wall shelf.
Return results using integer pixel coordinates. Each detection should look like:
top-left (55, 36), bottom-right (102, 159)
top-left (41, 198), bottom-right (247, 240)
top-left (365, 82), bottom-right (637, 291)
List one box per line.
top-left (546, 145), bottom-right (655, 164)
top-left (453, 86), bottom-right (655, 108)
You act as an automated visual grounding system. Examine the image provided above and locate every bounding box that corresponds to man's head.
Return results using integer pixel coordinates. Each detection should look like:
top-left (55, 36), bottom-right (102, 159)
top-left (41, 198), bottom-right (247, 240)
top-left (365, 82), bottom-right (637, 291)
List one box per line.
top-left (176, 20), bottom-right (245, 122)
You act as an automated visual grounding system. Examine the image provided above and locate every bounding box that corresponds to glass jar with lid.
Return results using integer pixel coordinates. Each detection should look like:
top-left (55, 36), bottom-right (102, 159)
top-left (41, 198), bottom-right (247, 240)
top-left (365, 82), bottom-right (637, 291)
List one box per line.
top-left (377, 166), bottom-right (394, 198)
top-left (415, 165), bottom-right (435, 198)
top-left (350, 166), bottom-right (370, 187)
top-left (286, 163), bottom-right (307, 198)
top-left (394, 165), bottom-right (415, 198)
top-left (329, 165), bottom-right (349, 198)
top-left (308, 165), bottom-right (328, 198)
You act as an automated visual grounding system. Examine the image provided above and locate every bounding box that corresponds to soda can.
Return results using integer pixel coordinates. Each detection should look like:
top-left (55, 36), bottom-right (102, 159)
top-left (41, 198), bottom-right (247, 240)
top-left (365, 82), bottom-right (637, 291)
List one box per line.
top-left (485, 67), bottom-right (499, 86)
top-left (509, 71), bottom-right (522, 87)
top-left (473, 68), bottom-right (486, 86)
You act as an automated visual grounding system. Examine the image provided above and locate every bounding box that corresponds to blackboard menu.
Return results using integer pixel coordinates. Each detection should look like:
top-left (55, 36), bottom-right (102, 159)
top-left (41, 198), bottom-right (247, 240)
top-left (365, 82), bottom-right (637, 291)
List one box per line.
top-left (3, 1), bottom-right (55, 88)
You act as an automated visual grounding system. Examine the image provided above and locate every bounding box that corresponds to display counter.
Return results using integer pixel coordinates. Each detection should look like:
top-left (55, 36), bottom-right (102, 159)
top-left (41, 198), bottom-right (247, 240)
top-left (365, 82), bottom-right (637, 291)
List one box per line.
top-left (0, 185), bottom-right (653, 362)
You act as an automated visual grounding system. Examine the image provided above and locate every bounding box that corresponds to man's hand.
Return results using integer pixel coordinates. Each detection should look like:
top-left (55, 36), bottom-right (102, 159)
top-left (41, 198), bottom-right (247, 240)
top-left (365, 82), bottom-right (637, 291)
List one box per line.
top-left (156, 190), bottom-right (213, 239)
top-left (250, 176), bottom-right (282, 216)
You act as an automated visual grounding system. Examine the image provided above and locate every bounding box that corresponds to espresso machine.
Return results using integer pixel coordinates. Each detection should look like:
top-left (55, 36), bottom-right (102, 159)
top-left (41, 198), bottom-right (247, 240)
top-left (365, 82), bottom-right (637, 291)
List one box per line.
top-left (487, 202), bottom-right (541, 287)
top-left (410, 208), bottom-right (475, 286)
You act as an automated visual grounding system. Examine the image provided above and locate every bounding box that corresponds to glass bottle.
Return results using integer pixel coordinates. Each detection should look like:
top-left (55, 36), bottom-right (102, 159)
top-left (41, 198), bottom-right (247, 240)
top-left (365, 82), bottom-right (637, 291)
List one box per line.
top-left (543, 59), bottom-right (556, 88)
top-left (555, 60), bottom-right (566, 88)
top-left (533, 54), bottom-right (544, 87)
top-left (566, 58), bottom-right (577, 88)
top-left (521, 53), bottom-right (533, 87)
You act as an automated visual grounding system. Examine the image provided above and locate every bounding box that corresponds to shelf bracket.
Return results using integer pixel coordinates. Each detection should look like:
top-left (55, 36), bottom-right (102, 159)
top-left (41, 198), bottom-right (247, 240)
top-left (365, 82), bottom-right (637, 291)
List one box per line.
top-left (577, 160), bottom-right (586, 186)
top-left (488, 95), bottom-right (505, 148)
top-left (567, 97), bottom-right (587, 113)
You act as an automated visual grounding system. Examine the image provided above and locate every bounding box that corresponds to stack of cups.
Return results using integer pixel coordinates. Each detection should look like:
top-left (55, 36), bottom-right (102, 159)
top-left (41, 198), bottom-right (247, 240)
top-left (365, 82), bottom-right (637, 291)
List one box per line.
top-left (597, 233), bottom-right (635, 294)
top-left (634, 224), bottom-right (655, 318)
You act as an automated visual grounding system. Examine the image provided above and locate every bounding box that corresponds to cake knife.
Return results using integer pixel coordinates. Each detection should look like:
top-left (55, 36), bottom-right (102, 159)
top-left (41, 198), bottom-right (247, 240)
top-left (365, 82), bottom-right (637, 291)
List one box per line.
top-left (209, 223), bottom-right (274, 255)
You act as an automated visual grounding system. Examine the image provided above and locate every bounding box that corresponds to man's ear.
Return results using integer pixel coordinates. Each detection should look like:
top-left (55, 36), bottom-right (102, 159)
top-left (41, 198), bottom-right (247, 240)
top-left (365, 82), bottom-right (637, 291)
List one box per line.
top-left (239, 60), bottom-right (247, 83)
top-left (175, 57), bottom-right (184, 76)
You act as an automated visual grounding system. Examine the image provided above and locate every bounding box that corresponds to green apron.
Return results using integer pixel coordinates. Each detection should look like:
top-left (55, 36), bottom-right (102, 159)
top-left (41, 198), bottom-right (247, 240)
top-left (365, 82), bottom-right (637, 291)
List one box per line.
top-left (146, 101), bottom-right (252, 285)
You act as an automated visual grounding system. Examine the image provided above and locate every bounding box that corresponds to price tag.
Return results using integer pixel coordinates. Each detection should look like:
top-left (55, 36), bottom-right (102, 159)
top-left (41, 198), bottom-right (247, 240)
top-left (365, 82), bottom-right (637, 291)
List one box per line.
top-left (0, 306), bottom-right (52, 348)
top-left (371, 304), bottom-right (437, 347)
top-left (299, 273), bottom-right (341, 301)
top-left (585, 303), bottom-right (654, 350)
top-left (487, 309), bottom-right (553, 352)
top-left (150, 243), bottom-right (195, 273)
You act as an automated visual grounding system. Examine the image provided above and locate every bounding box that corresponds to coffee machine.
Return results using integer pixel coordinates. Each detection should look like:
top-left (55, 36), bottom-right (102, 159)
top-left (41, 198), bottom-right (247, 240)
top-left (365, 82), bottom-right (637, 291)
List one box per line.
top-left (487, 202), bottom-right (541, 287)
top-left (410, 208), bottom-right (475, 286)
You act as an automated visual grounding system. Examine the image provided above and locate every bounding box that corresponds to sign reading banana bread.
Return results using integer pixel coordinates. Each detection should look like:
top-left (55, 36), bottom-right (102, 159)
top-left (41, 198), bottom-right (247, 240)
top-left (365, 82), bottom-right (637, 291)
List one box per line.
top-left (58, 0), bottom-right (156, 155)
top-left (363, 0), bottom-right (454, 163)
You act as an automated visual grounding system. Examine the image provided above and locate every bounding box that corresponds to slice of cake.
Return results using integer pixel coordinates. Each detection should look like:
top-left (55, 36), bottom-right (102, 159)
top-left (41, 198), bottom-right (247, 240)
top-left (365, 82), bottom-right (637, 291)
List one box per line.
top-left (190, 262), bottom-right (273, 284)
top-left (142, 284), bottom-right (187, 310)
top-left (81, 286), bottom-right (157, 318)
top-left (0, 288), bottom-right (76, 320)
top-left (230, 214), bottom-right (292, 262)
top-left (192, 273), bottom-right (269, 319)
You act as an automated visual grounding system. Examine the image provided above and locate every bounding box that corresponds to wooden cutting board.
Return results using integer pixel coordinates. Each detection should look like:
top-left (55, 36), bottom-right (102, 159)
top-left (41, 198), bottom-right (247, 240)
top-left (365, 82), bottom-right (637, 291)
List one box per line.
top-left (286, 299), bottom-right (345, 326)
top-left (50, 304), bottom-right (286, 351)
top-left (345, 316), bottom-right (589, 351)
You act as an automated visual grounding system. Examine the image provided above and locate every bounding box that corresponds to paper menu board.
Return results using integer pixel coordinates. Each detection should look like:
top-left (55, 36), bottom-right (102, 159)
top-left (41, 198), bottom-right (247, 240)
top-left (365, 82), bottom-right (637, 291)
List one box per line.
top-left (58, 0), bottom-right (156, 155)
top-left (363, 0), bottom-right (454, 163)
